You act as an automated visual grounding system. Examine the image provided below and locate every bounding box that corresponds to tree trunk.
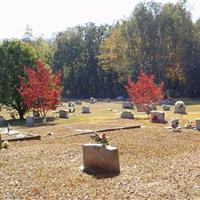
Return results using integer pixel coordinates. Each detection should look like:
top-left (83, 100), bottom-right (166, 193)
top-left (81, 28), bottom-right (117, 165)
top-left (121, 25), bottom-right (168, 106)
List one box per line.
top-left (18, 110), bottom-right (25, 120)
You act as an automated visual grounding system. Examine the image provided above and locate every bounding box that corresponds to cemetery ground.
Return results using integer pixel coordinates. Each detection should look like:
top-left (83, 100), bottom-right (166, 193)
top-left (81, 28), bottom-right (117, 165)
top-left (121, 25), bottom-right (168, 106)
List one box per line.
top-left (1, 100), bottom-right (200, 199)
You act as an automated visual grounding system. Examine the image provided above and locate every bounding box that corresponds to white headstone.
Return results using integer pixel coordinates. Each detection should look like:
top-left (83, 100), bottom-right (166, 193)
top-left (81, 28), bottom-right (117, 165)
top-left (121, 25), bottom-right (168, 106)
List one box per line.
top-left (121, 111), bottom-right (134, 119)
top-left (151, 111), bottom-right (165, 123)
top-left (90, 97), bottom-right (97, 104)
top-left (68, 102), bottom-right (75, 107)
top-left (75, 100), bottom-right (82, 105)
top-left (174, 101), bottom-right (186, 114)
top-left (83, 144), bottom-right (120, 173)
top-left (59, 110), bottom-right (68, 118)
top-left (122, 101), bottom-right (133, 109)
top-left (195, 119), bottom-right (200, 131)
top-left (163, 104), bottom-right (170, 111)
top-left (26, 116), bottom-right (34, 127)
top-left (149, 103), bottom-right (156, 110)
top-left (82, 106), bottom-right (90, 113)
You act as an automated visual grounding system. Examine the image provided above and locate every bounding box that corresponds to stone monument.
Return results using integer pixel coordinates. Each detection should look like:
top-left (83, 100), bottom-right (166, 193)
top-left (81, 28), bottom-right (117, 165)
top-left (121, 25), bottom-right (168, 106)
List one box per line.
top-left (59, 110), bottom-right (68, 118)
top-left (26, 116), bottom-right (34, 127)
top-left (151, 111), bottom-right (165, 123)
top-left (121, 111), bottom-right (134, 119)
top-left (174, 101), bottom-right (186, 114)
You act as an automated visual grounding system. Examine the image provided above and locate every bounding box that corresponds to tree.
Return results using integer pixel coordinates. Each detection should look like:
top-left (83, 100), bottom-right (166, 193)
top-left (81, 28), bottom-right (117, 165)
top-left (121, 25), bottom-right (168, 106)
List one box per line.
top-left (125, 71), bottom-right (164, 113)
top-left (18, 61), bottom-right (62, 118)
top-left (0, 40), bottom-right (38, 119)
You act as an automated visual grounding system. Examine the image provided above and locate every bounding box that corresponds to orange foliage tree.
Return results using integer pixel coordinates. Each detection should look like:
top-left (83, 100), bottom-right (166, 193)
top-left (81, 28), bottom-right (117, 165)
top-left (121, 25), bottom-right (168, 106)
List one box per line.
top-left (125, 71), bottom-right (164, 112)
top-left (18, 61), bottom-right (62, 118)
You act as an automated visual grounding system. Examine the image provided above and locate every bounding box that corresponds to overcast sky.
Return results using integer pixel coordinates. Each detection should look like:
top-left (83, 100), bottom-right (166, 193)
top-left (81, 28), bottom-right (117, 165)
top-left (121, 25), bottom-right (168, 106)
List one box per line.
top-left (0, 0), bottom-right (199, 39)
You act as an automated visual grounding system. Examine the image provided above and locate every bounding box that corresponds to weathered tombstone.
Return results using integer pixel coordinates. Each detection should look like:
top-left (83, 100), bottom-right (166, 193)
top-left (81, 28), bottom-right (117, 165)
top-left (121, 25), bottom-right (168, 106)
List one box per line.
top-left (195, 119), bottom-right (200, 131)
top-left (59, 110), bottom-right (68, 118)
top-left (69, 107), bottom-right (75, 113)
top-left (83, 144), bottom-right (120, 173)
top-left (136, 104), bottom-right (146, 112)
top-left (75, 100), bottom-right (82, 105)
top-left (121, 111), bottom-right (134, 119)
top-left (0, 116), bottom-right (5, 127)
top-left (122, 101), bottom-right (133, 109)
top-left (106, 98), bottom-right (111, 103)
top-left (68, 102), bottom-right (75, 107)
top-left (90, 97), bottom-right (97, 104)
top-left (174, 101), bottom-right (186, 114)
top-left (163, 104), bottom-right (170, 111)
top-left (151, 111), bottom-right (165, 123)
top-left (149, 103), bottom-right (156, 111)
top-left (26, 116), bottom-right (34, 127)
top-left (33, 110), bottom-right (40, 117)
top-left (82, 106), bottom-right (90, 113)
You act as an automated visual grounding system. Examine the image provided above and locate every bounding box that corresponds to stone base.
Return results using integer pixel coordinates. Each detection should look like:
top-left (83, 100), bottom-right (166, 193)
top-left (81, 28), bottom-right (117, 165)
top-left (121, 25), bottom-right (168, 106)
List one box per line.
top-left (83, 144), bottom-right (120, 174)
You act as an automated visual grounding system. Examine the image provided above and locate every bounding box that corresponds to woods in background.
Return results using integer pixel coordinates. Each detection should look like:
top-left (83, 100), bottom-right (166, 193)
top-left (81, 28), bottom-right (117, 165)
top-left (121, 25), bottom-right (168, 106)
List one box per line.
top-left (1, 1), bottom-right (200, 100)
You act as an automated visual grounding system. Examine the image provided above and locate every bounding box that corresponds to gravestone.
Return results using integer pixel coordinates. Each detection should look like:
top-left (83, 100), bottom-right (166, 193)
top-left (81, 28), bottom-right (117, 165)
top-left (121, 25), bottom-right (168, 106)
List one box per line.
top-left (82, 106), bottom-right (90, 113)
top-left (83, 144), bottom-right (120, 173)
top-left (149, 103), bottom-right (156, 111)
top-left (68, 102), bottom-right (75, 107)
top-left (122, 101), bottom-right (133, 109)
top-left (195, 119), bottom-right (200, 131)
top-left (69, 107), bottom-right (75, 113)
top-left (163, 104), bottom-right (170, 111)
top-left (75, 100), bottom-right (82, 105)
top-left (151, 111), bottom-right (165, 123)
top-left (136, 104), bottom-right (146, 112)
top-left (33, 110), bottom-right (40, 117)
top-left (59, 110), bottom-right (68, 118)
top-left (26, 116), bottom-right (34, 127)
top-left (174, 101), bottom-right (186, 114)
top-left (90, 97), bottom-right (97, 104)
top-left (121, 111), bottom-right (134, 119)
top-left (170, 119), bottom-right (179, 129)
top-left (106, 98), bottom-right (111, 103)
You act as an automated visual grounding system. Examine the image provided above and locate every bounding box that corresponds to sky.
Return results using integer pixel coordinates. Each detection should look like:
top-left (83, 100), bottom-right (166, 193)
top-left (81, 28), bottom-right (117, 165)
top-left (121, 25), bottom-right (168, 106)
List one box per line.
top-left (0, 0), bottom-right (199, 39)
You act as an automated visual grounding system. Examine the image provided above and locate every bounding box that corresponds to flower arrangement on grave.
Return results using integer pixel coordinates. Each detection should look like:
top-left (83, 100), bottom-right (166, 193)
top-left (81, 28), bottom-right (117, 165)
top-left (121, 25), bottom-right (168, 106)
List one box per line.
top-left (90, 133), bottom-right (109, 146)
top-left (151, 114), bottom-right (158, 123)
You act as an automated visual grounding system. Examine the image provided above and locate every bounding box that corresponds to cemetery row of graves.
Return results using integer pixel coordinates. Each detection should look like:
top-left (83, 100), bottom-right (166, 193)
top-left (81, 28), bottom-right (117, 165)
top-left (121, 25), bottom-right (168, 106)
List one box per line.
top-left (1, 99), bottom-right (200, 199)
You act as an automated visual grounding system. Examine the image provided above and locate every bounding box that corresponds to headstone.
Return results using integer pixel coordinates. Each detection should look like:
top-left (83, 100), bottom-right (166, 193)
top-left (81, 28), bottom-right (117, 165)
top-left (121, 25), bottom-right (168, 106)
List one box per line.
top-left (33, 110), bottom-right (40, 117)
top-left (121, 111), bottom-right (134, 119)
top-left (136, 104), bottom-right (146, 112)
top-left (0, 116), bottom-right (5, 127)
top-left (105, 98), bottom-right (111, 103)
top-left (26, 116), bottom-right (34, 127)
top-left (82, 106), bottom-right (90, 113)
top-left (122, 101), bottom-right (133, 109)
top-left (90, 97), bottom-right (97, 104)
top-left (75, 100), bottom-right (82, 105)
top-left (163, 104), bottom-right (170, 111)
top-left (149, 103), bottom-right (156, 111)
top-left (83, 144), bottom-right (120, 173)
top-left (174, 101), bottom-right (186, 114)
top-left (151, 111), bottom-right (165, 123)
top-left (68, 102), bottom-right (75, 107)
top-left (59, 110), bottom-right (68, 118)
top-left (195, 119), bottom-right (200, 131)
top-left (69, 107), bottom-right (75, 113)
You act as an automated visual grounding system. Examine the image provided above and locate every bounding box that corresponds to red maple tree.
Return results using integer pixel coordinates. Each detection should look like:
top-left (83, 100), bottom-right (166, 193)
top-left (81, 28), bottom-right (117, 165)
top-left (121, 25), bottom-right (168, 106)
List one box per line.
top-left (125, 71), bottom-right (164, 112)
top-left (18, 61), bottom-right (62, 118)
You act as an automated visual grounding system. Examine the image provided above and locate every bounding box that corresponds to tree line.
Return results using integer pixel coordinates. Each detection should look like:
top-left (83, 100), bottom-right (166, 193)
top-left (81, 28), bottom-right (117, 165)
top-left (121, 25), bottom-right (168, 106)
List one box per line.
top-left (0, 1), bottom-right (200, 118)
